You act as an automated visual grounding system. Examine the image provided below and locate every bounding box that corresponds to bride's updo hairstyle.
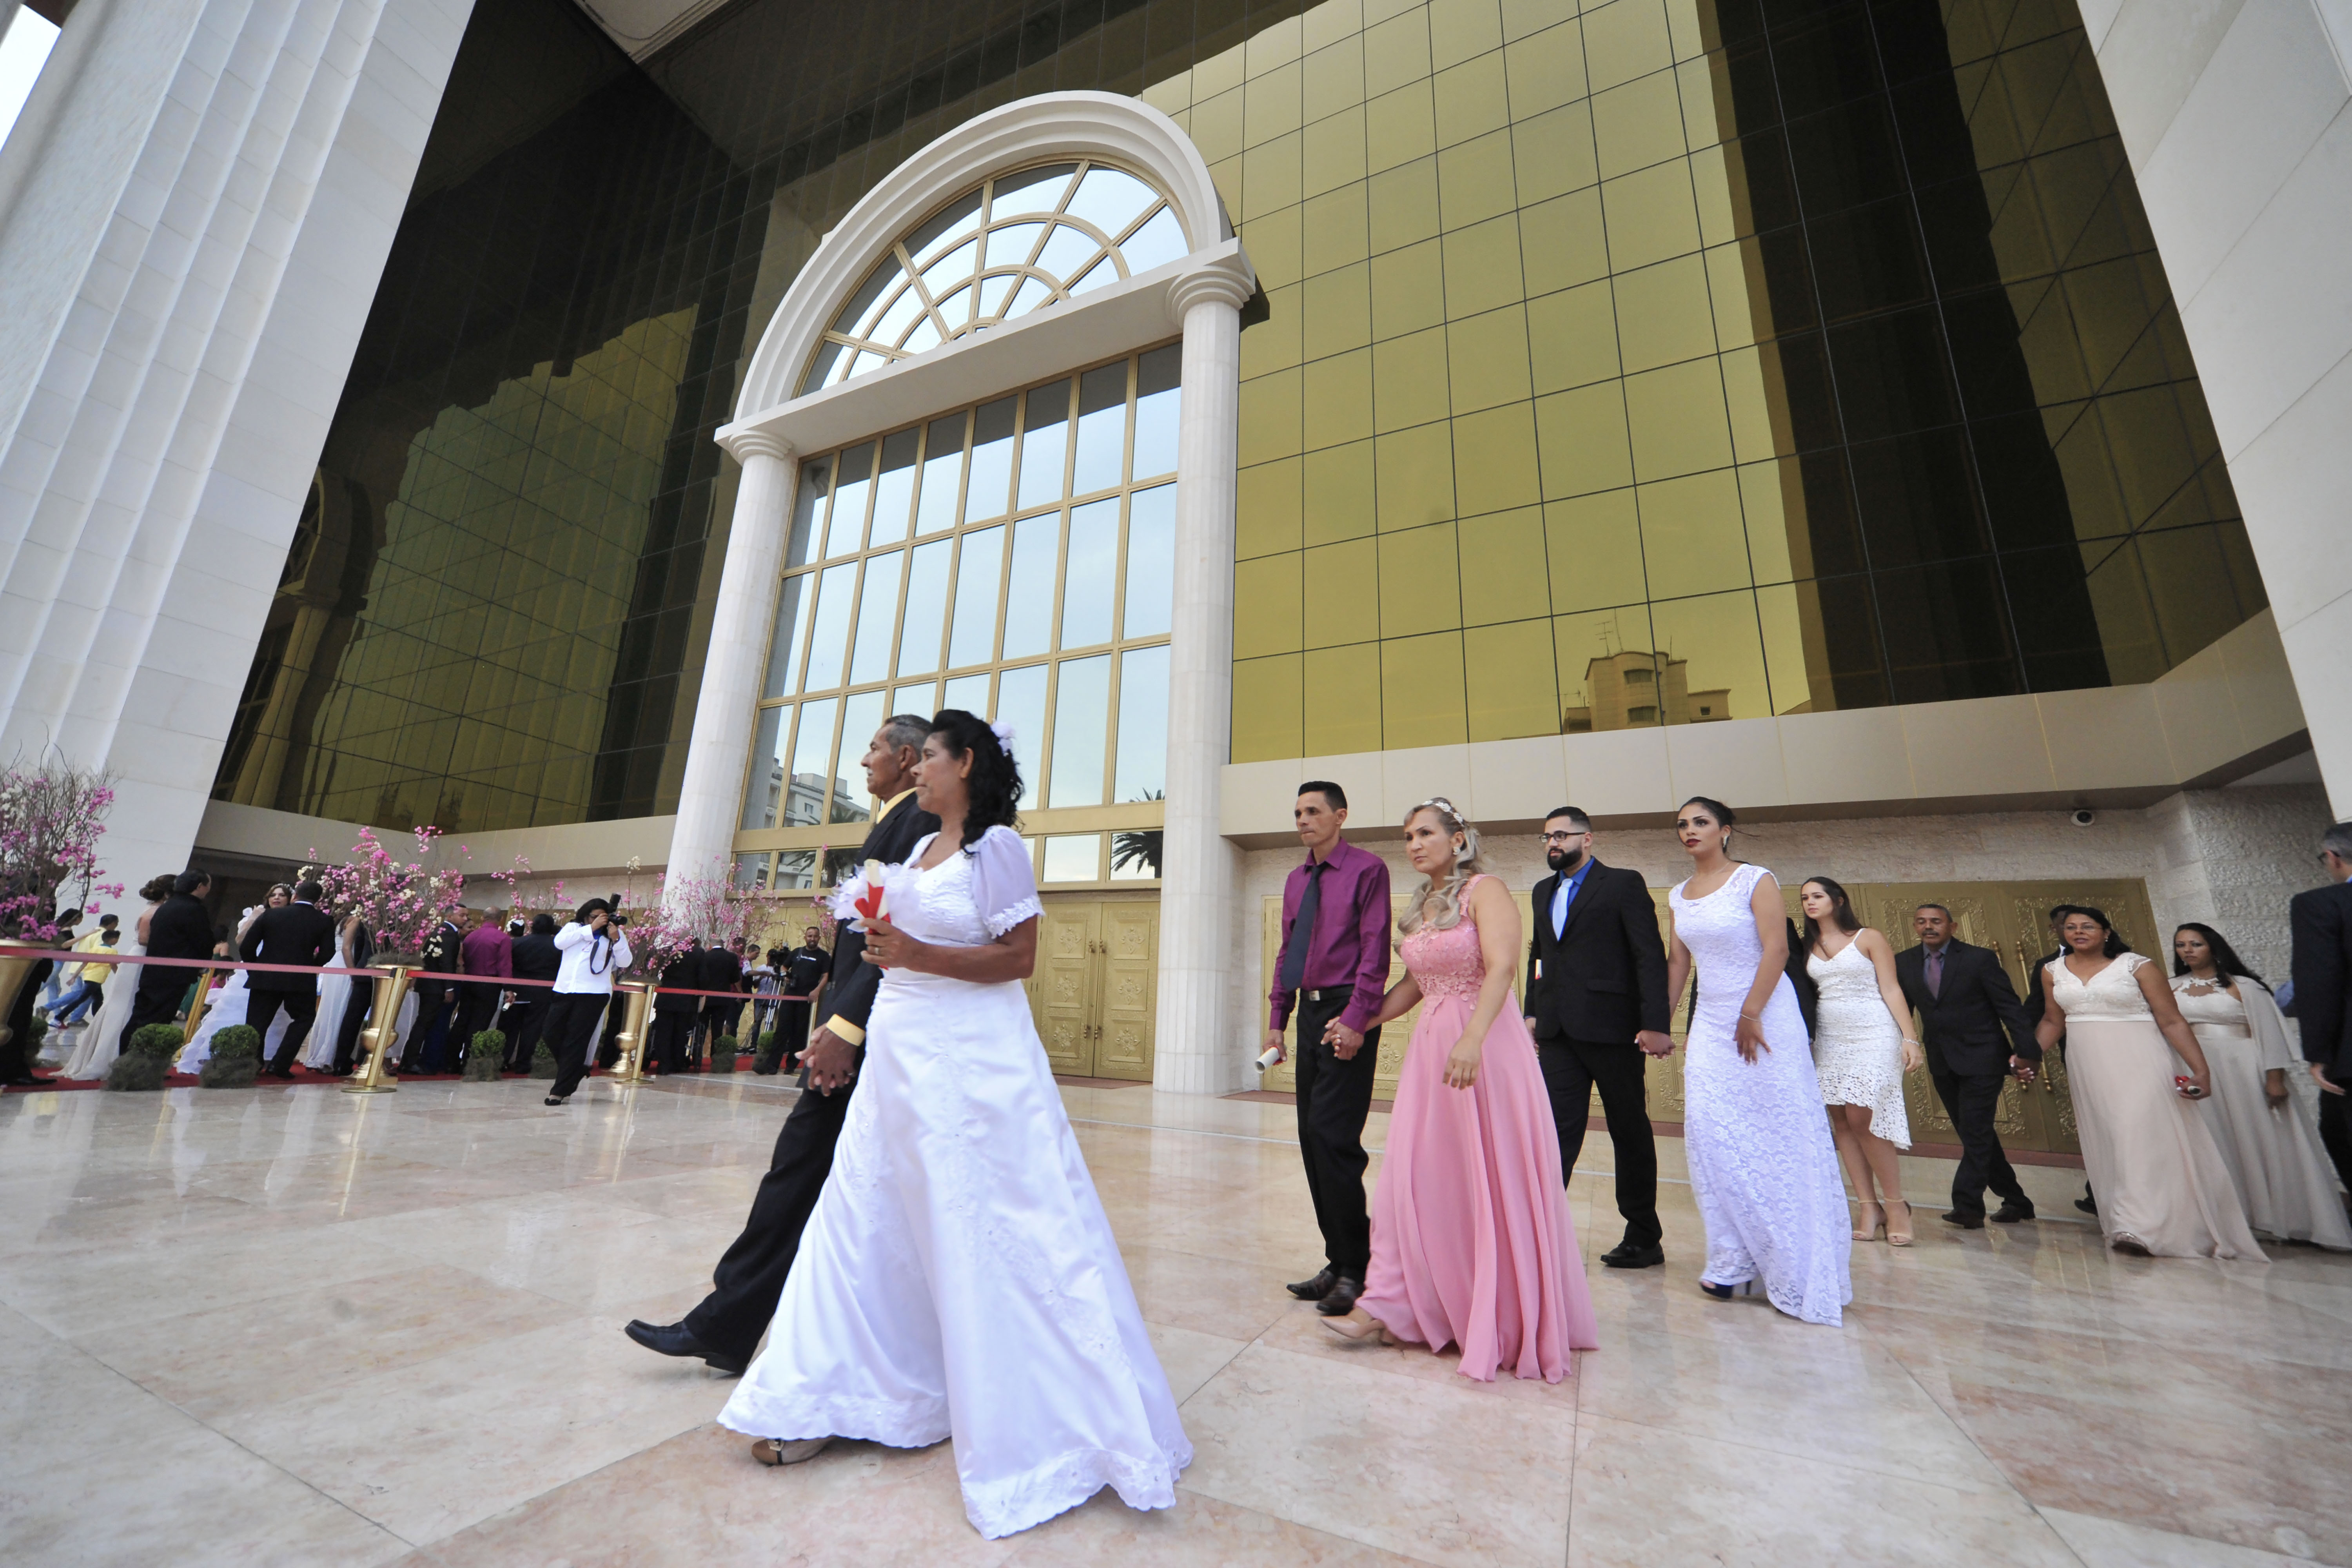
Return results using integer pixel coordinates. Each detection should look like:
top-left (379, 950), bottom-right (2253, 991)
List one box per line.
top-left (926, 709), bottom-right (1023, 846)
top-left (1396, 796), bottom-right (1488, 938)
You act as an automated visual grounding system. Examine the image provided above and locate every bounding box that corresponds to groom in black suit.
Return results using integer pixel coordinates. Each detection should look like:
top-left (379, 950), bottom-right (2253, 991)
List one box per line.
top-left (1523, 807), bottom-right (1674, 1269)
top-left (245, 879), bottom-right (340, 1078)
top-left (1895, 903), bottom-right (2042, 1229)
top-left (626, 714), bottom-right (940, 1375)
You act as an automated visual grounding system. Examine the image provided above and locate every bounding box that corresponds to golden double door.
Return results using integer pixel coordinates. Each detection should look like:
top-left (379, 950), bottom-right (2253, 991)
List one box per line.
top-left (1025, 893), bottom-right (1159, 1080)
top-left (1259, 876), bottom-right (2159, 1156)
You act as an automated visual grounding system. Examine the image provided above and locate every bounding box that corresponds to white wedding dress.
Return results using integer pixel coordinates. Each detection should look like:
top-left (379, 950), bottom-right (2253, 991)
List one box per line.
top-left (1807, 939), bottom-right (1911, 1147)
top-left (718, 826), bottom-right (1189, 1538)
top-left (304, 928), bottom-right (357, 1070)
top-left (1672, 863), bottom-right (1852, 1325)
top-left (63, 901), bottom-right (156, 1080)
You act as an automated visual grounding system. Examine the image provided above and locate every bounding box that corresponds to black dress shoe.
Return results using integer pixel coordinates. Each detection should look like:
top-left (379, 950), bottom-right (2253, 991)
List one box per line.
top-left (1286, 1266), bottom-right (1338, 1301)
top-left (1314, 1276), bottom-right (1365, 1316)
top-left (1990, 1201), bottom-right (2035, 1224)
top-left (2074, 1195), bottom-right (2098, 1215)
top-left (1601, 1241), bottom-right (1666, 1269)
top-left (624, 1319), bottom-right (748, 1375)
top-left (1, 1074), bottom-right (55, 1087)
top-left (1942, 1209), bottom-right (1985, 1230)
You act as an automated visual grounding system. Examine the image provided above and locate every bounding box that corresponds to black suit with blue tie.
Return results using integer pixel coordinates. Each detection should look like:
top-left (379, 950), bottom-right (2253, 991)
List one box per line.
top-left (1523, 857), bottom-right (1671, 1251)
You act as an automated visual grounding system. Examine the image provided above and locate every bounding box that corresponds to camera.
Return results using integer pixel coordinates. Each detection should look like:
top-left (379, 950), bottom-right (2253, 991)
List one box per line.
top-left (2069, 808), bottom-right (2096, 828)
top-left (606, 894), bottom-right (628, 926)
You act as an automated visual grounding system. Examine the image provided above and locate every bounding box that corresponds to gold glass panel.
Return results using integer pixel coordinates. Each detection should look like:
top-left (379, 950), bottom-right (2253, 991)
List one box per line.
top-left (1612, 254), bottom-right (1716, 373)
top-left (1303, 182), bottom-right (1373, 277)
top-left (1368, 157), bottom-right (1442, 253)
top-left (1441, 213), bottom-right (1526, 319)
top-left (1503, 22), bottom-right (1587, 119)
top-left (1458, 505), bottom-right (1550, 626)
top-left (1526, 278), bottom-right (1620, 394)
top-left (1304, 535), bottom-right (1381, 648)
top-left (1303, 347), bottom-right (1376, 450)
top-left (1303, 104), bottom-right (1370, 196)
top-left (1436, 128), bottom-right (1519, 230)
top-left (1380, 629), bottom-right (1468, 748)
top-left (1303, 262), bottom-right (1374, 361)
top-left (1465, 618), bottom-right (1561, 740)
top-left (1376, 420), bottom-right (1457, 531)
top-left (1518, 185), bottom-right (1610, 294)
top-left (1447, 305), bottom-right (1534, 413)
top-left (1233, 653), bottom-right (1305, 762)
top-left (1580, 0), bottom-right (1673, 91)
top-left (1590, 69), bottom-right (1686, 181)
top-left (1637, 469), bottom-right (1750, 600)
top-left (1624, 358), bottom-right (1732, 481)
top-left (1377, 522), bottom-right (1463, 637)
top-left (1510, 101), bottom-right (1600, 206)
top-left (1452, 401), bottom-right (1543, 517)
top-left (1370, 239), bottom-right (1447, 339)
top-left (1535, 381), bottom-right (1634, 497)
top-left (1600, 159), bottom-right (1700, 271)
top-left (1237, 456), bottom-right (1304, 558)
top-left (1434, 51), bottom-right (1511, 149)
top-left (1365, 80), bottom-right (1439, 175)
top-left (1233, 554), bottom-right (1305, 658)
top-left (1545, 490), bottom-right (1648, 612)
top-left (1304, 440), bottom-right (1379, 544)
top-left (1303, 642), bottom-right (1385, 754)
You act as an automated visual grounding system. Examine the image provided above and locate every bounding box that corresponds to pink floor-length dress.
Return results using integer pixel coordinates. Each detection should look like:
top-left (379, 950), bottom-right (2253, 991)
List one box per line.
top-left (1357, 875), bottom-right (1599, 1381)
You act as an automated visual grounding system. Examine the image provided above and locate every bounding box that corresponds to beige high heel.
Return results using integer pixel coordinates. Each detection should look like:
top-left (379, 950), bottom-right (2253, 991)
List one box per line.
top-left (1322, 1312), bottom-right (1398, 1346)
top-left (1852, 1200), bottom-right (1885, 1242)
top-left (1885, 1199), bottom-right (1913, 1247)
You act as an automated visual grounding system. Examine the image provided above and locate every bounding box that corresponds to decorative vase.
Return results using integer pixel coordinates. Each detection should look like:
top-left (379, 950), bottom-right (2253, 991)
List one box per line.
top-left (0, 955), bottom-right (39, 1051)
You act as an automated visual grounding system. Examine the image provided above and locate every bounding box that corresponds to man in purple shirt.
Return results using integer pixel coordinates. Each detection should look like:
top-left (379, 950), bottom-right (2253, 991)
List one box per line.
top-left (1263, 780), bottom-right (1393, 1318)
top-left (456, 909), bottom-right (514, 1065)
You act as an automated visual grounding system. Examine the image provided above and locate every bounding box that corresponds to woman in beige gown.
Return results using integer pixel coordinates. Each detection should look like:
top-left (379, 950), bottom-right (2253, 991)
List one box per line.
top-left (2169, 925), bottom-right (2350, 1249)
top-left (2038, 908), bottom-right (2262, 1260)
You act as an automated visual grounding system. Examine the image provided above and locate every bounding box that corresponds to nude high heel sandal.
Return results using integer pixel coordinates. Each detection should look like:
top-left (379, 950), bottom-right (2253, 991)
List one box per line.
top-left (1884, 1199), bottom-right (1913, 1247)
top-left (1853, 1200), bottom-right (1885, 1242)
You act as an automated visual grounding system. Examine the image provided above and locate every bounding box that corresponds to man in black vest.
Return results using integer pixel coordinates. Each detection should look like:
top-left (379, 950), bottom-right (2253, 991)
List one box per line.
top-left (1895, 903), bottom-right (2042, 1229)
top-left (1523, 806), bottom-right (1674, 1268)
top-left (247, 880), bottom-right (341, 1077)
top-left (2290, 822), bottom-right (2352, 1194)
top-left (626, 714), bottom-right (939, 1374)
top-left (120, 869), bottom-right (214, 1055)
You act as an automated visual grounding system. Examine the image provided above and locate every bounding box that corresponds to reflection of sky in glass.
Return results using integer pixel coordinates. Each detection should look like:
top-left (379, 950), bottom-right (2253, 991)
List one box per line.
top-left (1042, 834), bottom-right (1100, 884)
top-left (1114, 645), bottom-right (1169, 802)
top-left (1049, 655), bottom-right (1111, 807)
top-left (1071, 363), bottom-right (1127, 496)
top-left (1016, 381), bottom-right (1069, 512)
top-left (761, 574), bottom-right (804, 698)
top-left (1000, 513), bottom-right (1057, 661)
top-left (995, 664), bottom-right (1047, 808)
top-left (834, 690), bottom-right (884, 822)
top-left (1122, 485), bottom-right (1175, 639)
top-left (897, 539), bottom-right (951, 677)
top-left (740, 706), bottom-right (785, 829)
top-left (786, 698), bottom-right (837, 825)
top-left (801, 563), bottom-right (856, 691)
top-left (826, 443), bottom-right (871, 557)
top-left (1132, 346), bottom-right (1180, 479)
top-left (849, 551), bottom-right (903, 684)
top-left (948, 525), bottom-right (1003, 667)
top-left (1061, 499), bottom-right (1118, 648)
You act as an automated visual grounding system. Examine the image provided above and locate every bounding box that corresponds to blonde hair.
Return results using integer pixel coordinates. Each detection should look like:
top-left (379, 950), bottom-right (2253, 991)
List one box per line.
top-left (1396, 797), bottom-right (1486, 938)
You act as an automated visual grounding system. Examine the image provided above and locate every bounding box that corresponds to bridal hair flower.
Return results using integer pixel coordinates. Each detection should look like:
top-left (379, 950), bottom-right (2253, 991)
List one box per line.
top-left (990, 717), bottom-right (1016, 750)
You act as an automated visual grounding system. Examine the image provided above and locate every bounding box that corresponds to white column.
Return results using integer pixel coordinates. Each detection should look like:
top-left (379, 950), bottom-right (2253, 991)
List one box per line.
top-left (667, 426), bottom-right (796, 892)
top-left (0, 0), bottom-right (473, 882)
top-left (1154, 264), bottom-right (1253, 1096)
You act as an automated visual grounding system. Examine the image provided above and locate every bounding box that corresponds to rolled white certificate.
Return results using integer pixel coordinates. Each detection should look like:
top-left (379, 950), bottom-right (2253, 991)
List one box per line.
top-left (1254, 1044), bottom-right (1283, 1073)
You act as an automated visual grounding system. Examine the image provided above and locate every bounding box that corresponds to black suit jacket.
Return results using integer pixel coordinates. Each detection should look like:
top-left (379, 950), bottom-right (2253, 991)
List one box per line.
top-left (1894, 939), bottom-right (2039, 1076)
top-left (2290, 879), bottom-right (2352, 1078)
top-left (238, 903), bottom-right (339, 993)
top-left (2021, 943), bottom-right (2067, 1046)
top-left (818, 795), bottom-right (944, 1044)
top-left (699, 947), bottom-right (747, 1000)
top-left (1524, 859), bottom-right (1671, 1045)
top-left (655, 948), bottom-right (706, 1014)
top-left (141, 893), bottom-right (216, 991)
top-left (509, 933), bottom-right (559, 985)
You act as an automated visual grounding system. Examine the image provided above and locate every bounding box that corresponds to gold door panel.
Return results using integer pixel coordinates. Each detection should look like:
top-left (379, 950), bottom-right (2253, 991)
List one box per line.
top-left (1259, 877), bottom-right (2154, 1155)
top-left (1025, 893), bottom-right (1160, 1082)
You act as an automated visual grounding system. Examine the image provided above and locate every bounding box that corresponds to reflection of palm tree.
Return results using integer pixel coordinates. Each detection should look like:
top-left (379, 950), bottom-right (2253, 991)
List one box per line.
top-left (1112, 791), bottom-right (1163, 878)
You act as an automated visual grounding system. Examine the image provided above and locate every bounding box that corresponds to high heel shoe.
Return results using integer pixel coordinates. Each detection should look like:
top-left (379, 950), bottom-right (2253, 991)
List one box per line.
top-left (1321, 1311), bottom-right (1396, 1346)
top-left (1884, 1199), bottom-right (1913, 1247)
top-left (1698, 1278), bottom-right (1756, 1301)
top-left (1852, 1200), bottom-right (1885, 1243)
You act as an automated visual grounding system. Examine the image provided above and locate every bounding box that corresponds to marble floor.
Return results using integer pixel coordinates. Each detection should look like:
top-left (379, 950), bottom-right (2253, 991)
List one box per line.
top-left (1, 1077), bottom-right (2345, 1568)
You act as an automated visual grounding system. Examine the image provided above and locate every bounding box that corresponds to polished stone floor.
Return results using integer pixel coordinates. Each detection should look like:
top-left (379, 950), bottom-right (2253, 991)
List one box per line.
top-left (2, 1076), bottom-right (2345, 1567)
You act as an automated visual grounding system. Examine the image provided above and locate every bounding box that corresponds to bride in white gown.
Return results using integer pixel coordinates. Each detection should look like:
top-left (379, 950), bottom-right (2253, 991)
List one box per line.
top-left (1666, 798), bottom-right (1852, 1325)
top-left (718, 711), bottom-right (1189, 1539)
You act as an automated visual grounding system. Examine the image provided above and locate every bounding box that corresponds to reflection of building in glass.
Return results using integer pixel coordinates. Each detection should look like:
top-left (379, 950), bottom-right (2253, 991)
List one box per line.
top-left (1562, 650), bottom-right (1731, 733)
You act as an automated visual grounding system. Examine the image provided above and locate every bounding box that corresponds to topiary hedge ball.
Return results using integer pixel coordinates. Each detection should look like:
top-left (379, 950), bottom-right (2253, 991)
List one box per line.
top-left (106, 1051), bottom-right (171, 1091)
top-left (709, 1034), bottom-right (740, 1073)
top-left (129, 1023), bottom-right (186, 1059)
top-left (529, 1040), bottom-right (558, 1080)
top-left (209, 1025), bottom-right (261, 1060)
top-left (463, 1029), bottom-right (507, 1082)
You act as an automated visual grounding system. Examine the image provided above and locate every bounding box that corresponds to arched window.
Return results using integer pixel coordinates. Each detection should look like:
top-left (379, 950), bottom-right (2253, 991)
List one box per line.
top-left (801, 160), bottom-right (1188, 394)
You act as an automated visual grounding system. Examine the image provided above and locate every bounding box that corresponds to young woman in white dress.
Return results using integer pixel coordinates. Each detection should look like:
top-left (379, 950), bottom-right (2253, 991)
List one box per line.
top-left (2037, 907), bottom-right (2262, 1260)
top-left (63, 875), bottom-right (175, 1080)
top-left (717, 711), bottom-right (1188, 1539)
top-left (300, 913), bottom-right (365, 1072)
top-left (1799, 878), bottom-right (1926, 1247)
top-left (1666, 799), bottom-right (1852, 1324)
top-left (2169, 925), bottom-right (2350, 1249)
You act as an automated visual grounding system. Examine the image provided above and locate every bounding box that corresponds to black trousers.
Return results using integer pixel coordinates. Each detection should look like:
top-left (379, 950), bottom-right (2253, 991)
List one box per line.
top-left (1535, 1036), bottom-right (1661, 1248)
top-left (454, 984), bottom-right (503, 1057)
top-left (1292, 990), bottom-right (1383, 1279)
top-left (122, 986), bottom-right (183, 1055)
top-left (771, 1000), bottom-right (813, 1071)
top-left (399, 983), bottom-right (455, 1072)
top-left (653, 1011), bottom-right (697, 1074)
top-left (334, 976), bottom-right (375, 1071)
top-left (683, 1065), bottom-right (860, 1364)
top-left (1931, 1067), bottom-right (2028, 1216)
top-left (2319, 1083), bottom-right (2352, 1196)
top-left (501, 998), bottom-right (545, 1071)
top-left (546, 992), bottom-right (608, 1097)
top-left (251, 989), bottom-right (320, 1072)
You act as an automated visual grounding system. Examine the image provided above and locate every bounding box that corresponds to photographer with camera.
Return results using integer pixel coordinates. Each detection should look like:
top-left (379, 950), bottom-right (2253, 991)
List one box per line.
top-left (543, 896), bottom-right (632, 1106)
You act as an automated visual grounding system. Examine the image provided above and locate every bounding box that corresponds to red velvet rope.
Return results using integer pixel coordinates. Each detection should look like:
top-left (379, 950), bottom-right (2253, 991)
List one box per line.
top-left (0, 946), bottom-right (808, 1002)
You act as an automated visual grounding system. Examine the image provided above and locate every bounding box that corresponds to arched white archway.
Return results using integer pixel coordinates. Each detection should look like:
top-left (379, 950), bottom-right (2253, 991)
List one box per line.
top-left (672, 91), bottom-right (1256, 1094)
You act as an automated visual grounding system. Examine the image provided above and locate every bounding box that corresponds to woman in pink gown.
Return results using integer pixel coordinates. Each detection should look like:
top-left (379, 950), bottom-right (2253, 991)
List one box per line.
top-left (1324, 798), bottom-right (1599, 1381)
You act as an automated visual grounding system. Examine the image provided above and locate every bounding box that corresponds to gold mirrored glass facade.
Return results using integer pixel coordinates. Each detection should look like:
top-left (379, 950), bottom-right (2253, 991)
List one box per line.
top-left (1169, 0), bottom-right (2258, 762)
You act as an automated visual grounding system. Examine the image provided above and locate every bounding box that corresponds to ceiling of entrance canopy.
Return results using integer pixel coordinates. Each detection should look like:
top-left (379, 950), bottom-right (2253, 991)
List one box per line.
top-left (801, 160), bottom-right (1187, 396)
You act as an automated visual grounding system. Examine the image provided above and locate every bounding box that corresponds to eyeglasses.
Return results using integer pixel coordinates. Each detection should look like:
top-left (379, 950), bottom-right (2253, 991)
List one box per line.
top-left (1542, 831), bottom-right (1586, 844)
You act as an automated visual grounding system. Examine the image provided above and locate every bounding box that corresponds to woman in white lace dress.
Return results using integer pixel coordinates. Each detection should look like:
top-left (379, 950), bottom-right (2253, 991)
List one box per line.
top-left (2169, 925), bottom-right (2348, 1249)
top-left (2038, 907), bottom-right (2262, 1260)
top-left (1667, 799), bottom-right (1851, 1324)
top-left (719, 711), bottom-right (1188, 1539)
top-left (301, 913), bottom-right (364, 1072)
top-left (1798, 878), bottom-right (1926, 1246)
top-left (63, 875), bottom-right (175, 1080)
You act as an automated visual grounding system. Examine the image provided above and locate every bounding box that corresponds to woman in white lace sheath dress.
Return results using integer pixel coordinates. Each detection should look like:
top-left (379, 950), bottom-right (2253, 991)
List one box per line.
top-left (1798, 878), bottom-right (1926, 1246)
top-left (2038, 907), bottom-right (2262, 1260)
top-left (2169, 924), bottom-right (2348, 1249)
top-left (718, 711), bottom-right (1188, 1539)
top-left (1667, 799), bottom-right (1851, 1324)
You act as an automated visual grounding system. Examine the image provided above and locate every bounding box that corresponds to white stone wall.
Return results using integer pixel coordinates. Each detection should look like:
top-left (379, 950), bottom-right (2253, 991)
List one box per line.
top-left (0, 0), bottom-right (472, 891)
top-left (1229, 786), bottom-right (2334, 1054)
top-left (2084, 2), bottom-right (2352, 815)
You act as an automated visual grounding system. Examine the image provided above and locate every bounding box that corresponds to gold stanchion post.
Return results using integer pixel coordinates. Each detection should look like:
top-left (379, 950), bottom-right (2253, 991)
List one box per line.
top-left (607, 982), bottom-right (654, 1085)
top-left (342, 965), bottom-right (414, 1096)
top-left (173, 970), bottom-right (217, 1072)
